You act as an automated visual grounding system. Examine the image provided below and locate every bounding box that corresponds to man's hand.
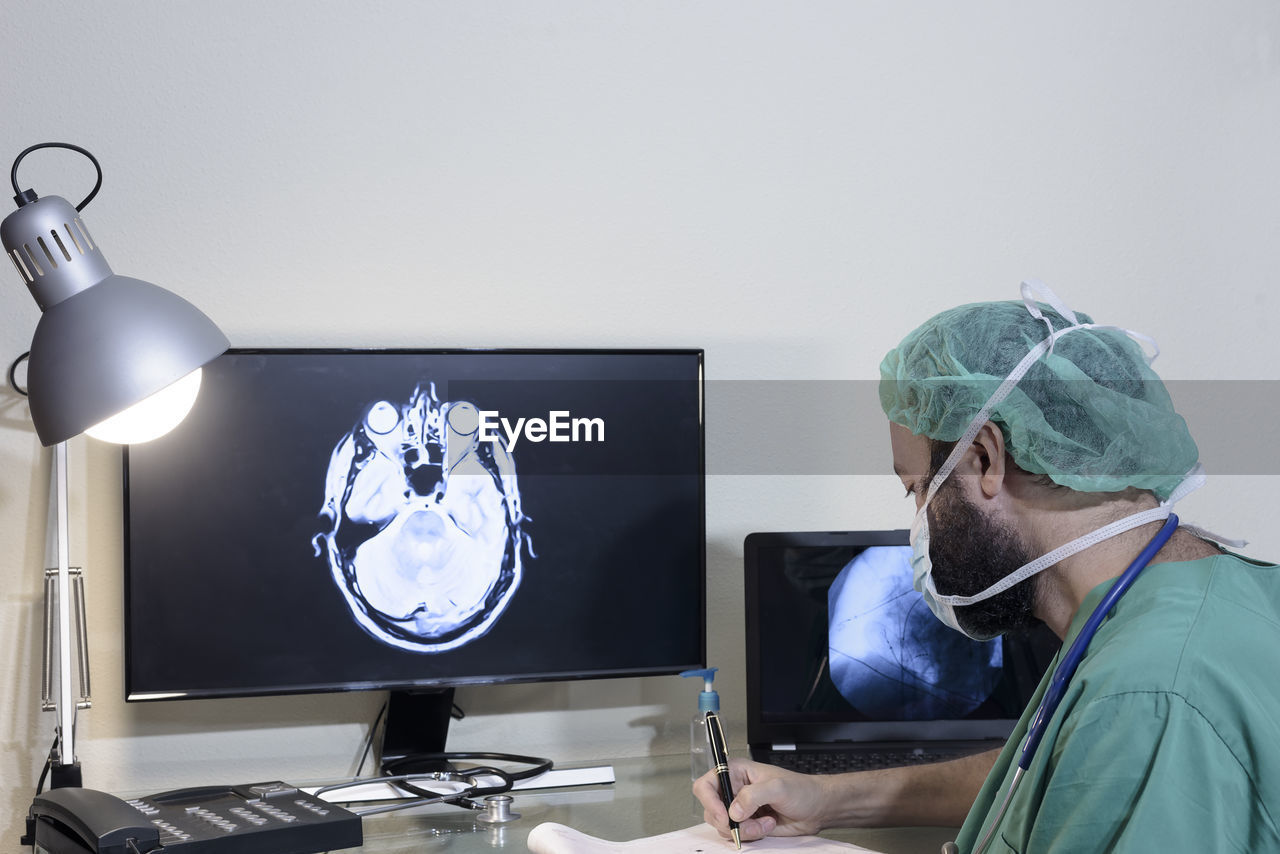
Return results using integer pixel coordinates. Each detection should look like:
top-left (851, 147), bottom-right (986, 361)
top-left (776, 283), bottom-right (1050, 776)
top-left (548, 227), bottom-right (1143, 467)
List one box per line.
top-left (693, 759), bottom-right (829, 841)
top-left (692, 749), bottom-right (1001, 842)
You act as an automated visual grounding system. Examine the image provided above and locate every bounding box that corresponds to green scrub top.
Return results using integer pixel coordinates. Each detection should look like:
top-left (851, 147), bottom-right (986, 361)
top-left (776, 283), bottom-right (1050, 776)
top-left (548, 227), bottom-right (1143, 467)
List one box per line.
top-left (956, 552), bottom-right (1280, 853)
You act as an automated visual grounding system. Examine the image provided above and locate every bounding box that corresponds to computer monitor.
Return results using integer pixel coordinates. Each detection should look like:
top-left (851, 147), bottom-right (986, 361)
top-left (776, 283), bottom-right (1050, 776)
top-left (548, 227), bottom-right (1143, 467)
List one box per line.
top-left (123, 348), bottom-right (705, 761)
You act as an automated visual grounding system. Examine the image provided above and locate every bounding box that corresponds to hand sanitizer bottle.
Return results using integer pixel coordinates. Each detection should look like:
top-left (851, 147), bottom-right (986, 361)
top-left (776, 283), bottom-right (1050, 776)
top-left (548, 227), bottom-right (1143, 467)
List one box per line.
top-left (680, 667), bottom-right (720, 781)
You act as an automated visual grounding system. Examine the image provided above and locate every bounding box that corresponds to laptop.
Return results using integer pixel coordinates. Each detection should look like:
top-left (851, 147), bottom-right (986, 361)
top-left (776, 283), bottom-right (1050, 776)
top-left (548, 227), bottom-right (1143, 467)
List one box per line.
top-left (744, 530), bottom-right (1060, 773)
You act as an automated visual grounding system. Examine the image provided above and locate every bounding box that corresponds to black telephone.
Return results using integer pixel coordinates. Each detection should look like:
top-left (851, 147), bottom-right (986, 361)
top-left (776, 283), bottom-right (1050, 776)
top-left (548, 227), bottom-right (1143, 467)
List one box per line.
top-left (26, 788), bottom-right (161, 854)
top-left (26, 782), bottom-right (363, 854)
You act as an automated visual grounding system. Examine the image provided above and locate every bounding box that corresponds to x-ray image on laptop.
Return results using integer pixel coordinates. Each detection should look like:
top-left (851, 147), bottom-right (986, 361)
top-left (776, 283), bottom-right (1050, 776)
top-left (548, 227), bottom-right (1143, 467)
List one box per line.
top-left (745, 531), bottom-right (1059, 774)
top-left (827, 544), bottom-right (1004, 720)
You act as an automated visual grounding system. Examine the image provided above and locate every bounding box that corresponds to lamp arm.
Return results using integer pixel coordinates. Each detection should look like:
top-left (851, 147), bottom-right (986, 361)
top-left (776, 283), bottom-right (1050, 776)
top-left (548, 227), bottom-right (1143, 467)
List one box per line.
top-left (41, 440), bottom-right (86, 775)
top-left (41, 571), bottom-right (55, 712)
top-left (71, 569), bottom-right (92, 708)
top-left (39, 566), bottom-right (91, 710)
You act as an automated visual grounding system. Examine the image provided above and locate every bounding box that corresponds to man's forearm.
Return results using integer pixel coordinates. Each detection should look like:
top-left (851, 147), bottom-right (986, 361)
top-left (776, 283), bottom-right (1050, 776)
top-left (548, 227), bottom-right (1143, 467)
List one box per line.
top-left (814, 748), bottom-right (999, 829)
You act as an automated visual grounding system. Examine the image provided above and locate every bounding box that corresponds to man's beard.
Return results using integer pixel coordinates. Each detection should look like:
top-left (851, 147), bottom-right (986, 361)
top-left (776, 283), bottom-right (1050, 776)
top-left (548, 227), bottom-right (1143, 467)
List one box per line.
top-left (927, 484), bottom-right (1040, 640)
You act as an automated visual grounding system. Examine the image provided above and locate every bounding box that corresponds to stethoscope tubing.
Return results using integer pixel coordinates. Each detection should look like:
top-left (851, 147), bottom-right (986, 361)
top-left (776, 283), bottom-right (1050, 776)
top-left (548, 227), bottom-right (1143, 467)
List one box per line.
top-left (961, 514), bottom-right (1180, 854)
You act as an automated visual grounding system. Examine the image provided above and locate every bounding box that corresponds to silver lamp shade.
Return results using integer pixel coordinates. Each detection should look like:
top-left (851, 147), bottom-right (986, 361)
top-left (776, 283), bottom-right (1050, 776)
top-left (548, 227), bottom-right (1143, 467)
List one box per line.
top-left (2, 193), bottom-right (229, 445)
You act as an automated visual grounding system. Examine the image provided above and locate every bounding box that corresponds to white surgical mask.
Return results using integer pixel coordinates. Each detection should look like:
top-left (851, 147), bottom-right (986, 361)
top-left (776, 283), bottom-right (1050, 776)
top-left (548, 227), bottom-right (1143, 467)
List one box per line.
top-left (909, 281), bottom-right (1212, 639)
top-left (910, 501), bottom-right (964, 634)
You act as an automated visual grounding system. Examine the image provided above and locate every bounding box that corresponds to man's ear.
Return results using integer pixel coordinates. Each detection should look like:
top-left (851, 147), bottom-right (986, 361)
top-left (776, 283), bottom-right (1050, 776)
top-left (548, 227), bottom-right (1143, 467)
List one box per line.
top-left (968, 421), bottom-right (1007, 499)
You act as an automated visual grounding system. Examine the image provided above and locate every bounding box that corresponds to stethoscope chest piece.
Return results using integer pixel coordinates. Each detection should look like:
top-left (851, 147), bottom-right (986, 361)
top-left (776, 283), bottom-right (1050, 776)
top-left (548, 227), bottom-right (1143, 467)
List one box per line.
top-left (475, 794), bottom-right (521, 824)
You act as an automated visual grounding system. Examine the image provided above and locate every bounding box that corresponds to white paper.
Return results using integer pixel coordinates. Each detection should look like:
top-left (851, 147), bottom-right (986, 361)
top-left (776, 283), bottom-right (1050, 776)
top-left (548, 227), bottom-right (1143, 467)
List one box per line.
top-left (526, 822), bottom-right (885, 853)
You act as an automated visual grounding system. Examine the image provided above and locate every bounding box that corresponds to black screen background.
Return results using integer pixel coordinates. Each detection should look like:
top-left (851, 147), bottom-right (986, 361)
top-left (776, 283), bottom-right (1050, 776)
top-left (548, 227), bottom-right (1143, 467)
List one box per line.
top-left (123, 350), bottom-right (705, 699)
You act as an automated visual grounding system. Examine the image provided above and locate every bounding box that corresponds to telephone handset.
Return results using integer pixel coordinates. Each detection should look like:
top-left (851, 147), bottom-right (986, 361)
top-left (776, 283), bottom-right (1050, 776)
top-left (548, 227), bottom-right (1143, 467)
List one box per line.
top-left (25, 781), bottom-right (363, 854)
top-left (26, 787), bottom-right (160, 854)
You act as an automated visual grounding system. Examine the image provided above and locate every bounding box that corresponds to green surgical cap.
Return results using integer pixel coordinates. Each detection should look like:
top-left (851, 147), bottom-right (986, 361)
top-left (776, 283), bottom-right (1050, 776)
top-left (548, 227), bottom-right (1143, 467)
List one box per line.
top-left (878, 298), bottom-right (1198, 500)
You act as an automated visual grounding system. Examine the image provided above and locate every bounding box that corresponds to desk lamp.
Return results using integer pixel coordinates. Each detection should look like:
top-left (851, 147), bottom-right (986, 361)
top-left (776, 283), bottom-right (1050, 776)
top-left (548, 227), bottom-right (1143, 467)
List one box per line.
top-left (3, 142), bottom-right (229, 789)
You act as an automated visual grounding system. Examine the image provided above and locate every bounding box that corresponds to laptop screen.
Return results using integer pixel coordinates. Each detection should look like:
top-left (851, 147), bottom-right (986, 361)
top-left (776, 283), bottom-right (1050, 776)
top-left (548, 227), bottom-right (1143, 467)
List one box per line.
top-left (745, 531), bottom-right (1060, 748)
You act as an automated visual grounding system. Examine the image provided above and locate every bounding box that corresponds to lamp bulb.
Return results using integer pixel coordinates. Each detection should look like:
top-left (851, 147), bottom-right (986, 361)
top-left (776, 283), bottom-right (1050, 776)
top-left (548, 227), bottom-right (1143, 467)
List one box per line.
top-left (85, 369), bottom-right (203, 444)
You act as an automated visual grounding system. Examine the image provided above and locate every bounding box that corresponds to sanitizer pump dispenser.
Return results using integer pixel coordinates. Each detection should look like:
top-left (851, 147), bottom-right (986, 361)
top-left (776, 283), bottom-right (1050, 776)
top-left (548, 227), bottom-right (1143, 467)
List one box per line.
top-left (680, 667), bottom-right (720, 781)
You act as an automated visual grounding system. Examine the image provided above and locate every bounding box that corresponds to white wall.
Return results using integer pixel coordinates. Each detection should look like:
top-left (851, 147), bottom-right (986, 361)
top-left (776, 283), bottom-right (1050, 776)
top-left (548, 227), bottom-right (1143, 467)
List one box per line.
top-left (3, 1), bottom-right (1278, 843)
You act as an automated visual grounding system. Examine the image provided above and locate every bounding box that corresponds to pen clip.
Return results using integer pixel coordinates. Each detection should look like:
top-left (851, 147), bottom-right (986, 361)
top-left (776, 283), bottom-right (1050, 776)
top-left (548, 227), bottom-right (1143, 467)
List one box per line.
top-left (705, 710), bottom-right (729, 766)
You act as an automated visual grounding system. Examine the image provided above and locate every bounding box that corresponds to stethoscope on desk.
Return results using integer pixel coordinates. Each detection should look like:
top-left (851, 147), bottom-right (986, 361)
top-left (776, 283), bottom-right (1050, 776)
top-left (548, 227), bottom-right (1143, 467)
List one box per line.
top-left (943, 514), bottom-right (1180, 854)
top-left (313, 751), bottom-right (553, 822)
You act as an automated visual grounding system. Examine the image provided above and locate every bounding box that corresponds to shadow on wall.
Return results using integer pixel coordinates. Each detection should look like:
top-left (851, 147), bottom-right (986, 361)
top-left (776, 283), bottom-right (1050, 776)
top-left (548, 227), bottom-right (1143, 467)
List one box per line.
top-left (101, 691), bottom-right (387, 794)
top-left (4, 571), bottom-right (49, 851)
top-left (119, 691), bottom-right (383, 739)
top-left (2, 378), bottom-right (52, 847)
top-left (0, 382), bottom-right (40, 505)
top-left (622, 537), bottom-right (747, 758)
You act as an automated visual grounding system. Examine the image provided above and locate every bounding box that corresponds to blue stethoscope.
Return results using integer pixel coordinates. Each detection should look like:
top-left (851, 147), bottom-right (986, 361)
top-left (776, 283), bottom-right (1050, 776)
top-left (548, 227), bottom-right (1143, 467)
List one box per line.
top-left (945, 514), bottom-right (1180, 854)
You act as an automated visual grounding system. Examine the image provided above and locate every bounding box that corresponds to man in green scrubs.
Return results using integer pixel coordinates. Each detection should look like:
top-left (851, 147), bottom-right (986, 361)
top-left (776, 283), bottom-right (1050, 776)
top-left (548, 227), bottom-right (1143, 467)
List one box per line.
top-left (694, 284), bottom-right (1280, 852)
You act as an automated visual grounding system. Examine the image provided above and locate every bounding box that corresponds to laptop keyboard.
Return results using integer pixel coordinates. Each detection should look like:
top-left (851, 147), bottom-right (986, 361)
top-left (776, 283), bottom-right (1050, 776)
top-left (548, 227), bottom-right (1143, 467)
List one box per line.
top-left (762, 747), bottom-right (962, 775)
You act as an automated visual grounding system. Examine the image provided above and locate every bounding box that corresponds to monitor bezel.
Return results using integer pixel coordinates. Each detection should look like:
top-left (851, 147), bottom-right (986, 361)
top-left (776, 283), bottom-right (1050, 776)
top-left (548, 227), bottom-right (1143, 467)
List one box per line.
top-left (122, 346), bottom-right (707, 703)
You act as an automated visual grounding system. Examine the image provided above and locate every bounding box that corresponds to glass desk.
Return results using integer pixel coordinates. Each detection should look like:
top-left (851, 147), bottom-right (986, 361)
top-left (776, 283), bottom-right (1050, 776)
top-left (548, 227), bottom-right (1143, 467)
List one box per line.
top-left (340, 754), bottom-right (956, 853)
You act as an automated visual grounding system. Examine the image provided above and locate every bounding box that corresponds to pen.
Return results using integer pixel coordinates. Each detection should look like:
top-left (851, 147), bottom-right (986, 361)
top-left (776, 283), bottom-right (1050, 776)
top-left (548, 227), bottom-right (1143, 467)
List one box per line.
top-left (705, 710), bottom-right (741, 849)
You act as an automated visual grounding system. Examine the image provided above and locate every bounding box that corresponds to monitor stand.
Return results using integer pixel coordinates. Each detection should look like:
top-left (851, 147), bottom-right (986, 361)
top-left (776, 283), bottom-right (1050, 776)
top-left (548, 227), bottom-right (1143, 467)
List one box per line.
top-left (379, 688), bottom-right (456, 772)
top-left (364, 686), bottom-right (616, 796)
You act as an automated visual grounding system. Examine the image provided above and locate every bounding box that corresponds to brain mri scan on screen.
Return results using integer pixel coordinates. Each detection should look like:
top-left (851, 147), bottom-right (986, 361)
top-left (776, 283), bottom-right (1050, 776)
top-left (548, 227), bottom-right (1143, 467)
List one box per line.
top-left (313, 382), bottom-right (528, 653)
